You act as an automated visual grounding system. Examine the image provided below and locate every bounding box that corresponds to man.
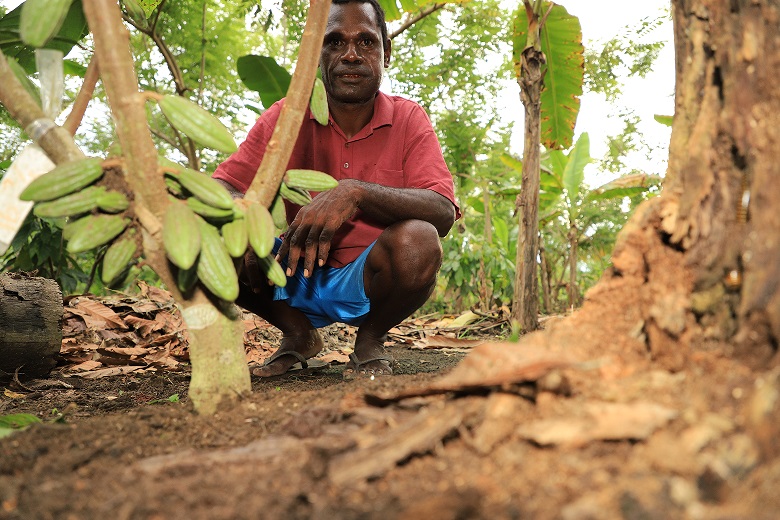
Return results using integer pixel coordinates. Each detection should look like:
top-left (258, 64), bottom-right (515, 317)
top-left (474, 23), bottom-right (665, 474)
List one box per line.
top-left (213, 0), bottom-right (459, 378)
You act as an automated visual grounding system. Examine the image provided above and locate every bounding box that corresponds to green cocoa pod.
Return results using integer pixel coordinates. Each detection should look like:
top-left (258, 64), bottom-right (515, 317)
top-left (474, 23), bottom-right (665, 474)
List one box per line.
top-left (196, 218), bottom-right (239, 301)
top-left (171, 167), bottom-right (234, 210)
top-left (97, 190), bottom-right (130, 213)
top-left (270, 194), bottom-right (287, 231)
top-left (164, 176), bottom-right (184, 197)
top-left (20, 157), bottom-right (104, 202)
top-left (33, 186), bottom-right (106, 218)
top-left (122, 0), bottom-right (147, 26)
top-left (258, 254), bottom-right (287, 288)
top-left (101, 232), bottom-right (137, 285)
top-left (163, 202), bottom-right (201, 270)
top-left (66, 215), bottom-right (129, 253)
top-left (20, 0), bottom-right (74, 48)
top-left (186, 197), bottom-right (235, 220)
top-left (246, 203), bottom-right (275, 259)
top-left (157, 95), bottom-right (237, 153)
top-left (62, 214), bottom-right (92, 241)
top-left (221, 218), bottom-right (248, 258)
top-left (310, 77), bottom-right (329, 126)
top-left (284, 169), bottom-right (338, 191)
top-left (279, 183), bottom-right (312, 206)
top-left (177, 264), bottom-right (199, 294)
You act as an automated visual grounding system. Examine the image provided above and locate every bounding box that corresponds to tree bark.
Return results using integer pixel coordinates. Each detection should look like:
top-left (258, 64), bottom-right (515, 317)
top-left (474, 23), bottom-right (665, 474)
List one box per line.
top-left (567, 219), bottom-right (578, 309)
top-left (511, 42), bottom-right (543, 332)
top-left (0, 274), bottom-right (62, 381)
top-left (657, 0), bottom-right (780, 362)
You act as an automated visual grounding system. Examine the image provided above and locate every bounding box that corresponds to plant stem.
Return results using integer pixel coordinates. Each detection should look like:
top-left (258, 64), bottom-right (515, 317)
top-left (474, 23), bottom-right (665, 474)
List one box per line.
top-left (64, 56), bottom-right (99, 136)
top-left (244, 0), bottom-right (332, 208)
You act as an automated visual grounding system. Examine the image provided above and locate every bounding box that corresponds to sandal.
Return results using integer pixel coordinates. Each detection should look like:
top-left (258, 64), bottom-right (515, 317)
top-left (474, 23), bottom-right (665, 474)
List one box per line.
top-left (342, 352), bottom-right (394, 381)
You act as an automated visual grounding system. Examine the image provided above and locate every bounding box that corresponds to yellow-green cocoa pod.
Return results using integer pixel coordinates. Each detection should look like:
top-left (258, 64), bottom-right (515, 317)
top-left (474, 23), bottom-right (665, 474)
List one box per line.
top-left (163, 202), bottom-right (201, 270)
top-left (196, 218), bottom-right (239, 301)
top-left (97, 190), bottom-right (130, 213)
top-left (33, 185), bottom-right (106, 218)
top-left (66, 215), bottom-right (129, 253)
top-left (172, 167), bottom-right (234, 210)
top-left (186, 197), bottom-right (235, 220)
top-left (279, 183), bottom-right (312, 206)
top-left (221, 218), bottom-right (248, 258)
top-left (246, 203), bottom-right (275, 259)
top-left (164, 176), bottom-right (184, 197)
top-left (157, 95), bottom-right (237, 153)
top-left (62, 214), bottom-right (92, 241)
top-left (309, 77), bottom-right (329, 126)
top-left (270, 195), bottom-right (287, 231)
top-left (177, 264), bottom-right (199, 294)
top-left (284, 169), bottom-right (338, 191)
top-left (20, 0), bottom-right (74, 48)
top-left (20, 157), bottom-right (104, 202)
top-left (101, 232), bottom-right (138, 285)
top-left (258, 254), bottom-right (287, 287)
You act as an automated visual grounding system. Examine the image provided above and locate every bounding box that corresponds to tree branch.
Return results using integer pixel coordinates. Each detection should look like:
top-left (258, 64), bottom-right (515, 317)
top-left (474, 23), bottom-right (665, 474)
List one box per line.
top-left (389, 3), bottom-right (446, 40)
top-left (0, 51), bottom-right (83, 164)
top-left (63, 56), bottom-right (100, 135)
top-left (244, 0), bottom-right (332, 208)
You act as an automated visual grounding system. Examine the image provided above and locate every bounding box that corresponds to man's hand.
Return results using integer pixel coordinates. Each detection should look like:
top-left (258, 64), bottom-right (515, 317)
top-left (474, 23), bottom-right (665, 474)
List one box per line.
top-left (276, 180), bottom-right (360, 277)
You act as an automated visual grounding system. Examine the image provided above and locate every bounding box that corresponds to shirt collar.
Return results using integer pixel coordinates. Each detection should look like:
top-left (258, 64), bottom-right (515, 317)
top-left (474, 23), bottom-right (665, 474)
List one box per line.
top-left (308, 91), bottom-right (395, 133)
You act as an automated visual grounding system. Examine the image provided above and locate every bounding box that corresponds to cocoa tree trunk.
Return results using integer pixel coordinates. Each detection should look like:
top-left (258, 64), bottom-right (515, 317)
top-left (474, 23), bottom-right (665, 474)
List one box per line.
top-left (0, 273), bottom-right (62, 381)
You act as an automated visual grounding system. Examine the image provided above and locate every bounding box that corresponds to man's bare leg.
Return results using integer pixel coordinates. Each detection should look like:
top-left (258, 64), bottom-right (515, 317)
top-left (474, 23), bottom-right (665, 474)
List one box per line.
top-left (346, 219), bottom-right (443, 377)
top-left (235, 280), bottom-right (323, 377)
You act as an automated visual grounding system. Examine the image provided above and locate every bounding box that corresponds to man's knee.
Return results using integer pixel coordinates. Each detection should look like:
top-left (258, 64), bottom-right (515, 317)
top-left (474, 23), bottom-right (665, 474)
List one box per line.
top-left (376, 219), bottom-right (442, 288)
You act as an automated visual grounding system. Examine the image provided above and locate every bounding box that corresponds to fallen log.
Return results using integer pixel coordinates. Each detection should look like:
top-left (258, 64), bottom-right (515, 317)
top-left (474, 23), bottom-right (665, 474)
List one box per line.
top-left (0, 273), bottom-right (63, 381)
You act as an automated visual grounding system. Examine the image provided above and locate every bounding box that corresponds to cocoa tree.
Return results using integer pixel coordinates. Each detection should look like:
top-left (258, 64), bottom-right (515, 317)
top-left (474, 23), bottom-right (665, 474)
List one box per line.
top-left (0, 0), bottom-right (332, 414)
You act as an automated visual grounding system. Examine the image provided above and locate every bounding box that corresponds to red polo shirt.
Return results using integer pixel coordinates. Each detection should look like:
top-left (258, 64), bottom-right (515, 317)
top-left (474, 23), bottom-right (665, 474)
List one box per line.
top-left (213, 91), bottom-right (460, 267)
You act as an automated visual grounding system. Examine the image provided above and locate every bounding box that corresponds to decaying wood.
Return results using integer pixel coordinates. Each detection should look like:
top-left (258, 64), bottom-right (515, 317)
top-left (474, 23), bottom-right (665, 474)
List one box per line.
top-left (0, 273), bottom-right (63, 380)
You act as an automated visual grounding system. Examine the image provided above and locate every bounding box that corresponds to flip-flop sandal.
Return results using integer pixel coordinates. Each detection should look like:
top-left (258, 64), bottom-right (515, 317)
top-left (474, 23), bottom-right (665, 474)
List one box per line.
top-left (251, 350), bottom-right (328, 378)
top-left (342, 352), bottom-right (394, 381)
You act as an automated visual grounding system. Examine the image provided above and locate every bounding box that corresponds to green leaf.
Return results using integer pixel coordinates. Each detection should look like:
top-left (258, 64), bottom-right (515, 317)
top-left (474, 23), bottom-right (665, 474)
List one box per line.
top-left (237, 54), bottom-right (291, 108)
top-left (492, 215), bottom-right (509, 251)
top-left (63, 59), bottom-right (86, 77)
top-left (562, 132), bottom-right (590, 204)
top-left (654, 114), bottom-right (673, 126)
top-left (0, 0), bottom-right (88, 73)
top-left (0, 413), bottom-right (41, 429)
top-left (378, 0), bottom-right (402, 21)
top-left (513, 2), bottom-right (584, 150)
top-left (500, 153), bottom-right (522, 174)
top-left (585, 186), bottom-right (649, 202)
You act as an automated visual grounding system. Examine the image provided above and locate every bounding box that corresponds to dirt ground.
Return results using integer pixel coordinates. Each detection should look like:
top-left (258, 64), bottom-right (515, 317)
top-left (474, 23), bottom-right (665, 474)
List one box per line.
top-left (2, 276), bottom-right (780, 518)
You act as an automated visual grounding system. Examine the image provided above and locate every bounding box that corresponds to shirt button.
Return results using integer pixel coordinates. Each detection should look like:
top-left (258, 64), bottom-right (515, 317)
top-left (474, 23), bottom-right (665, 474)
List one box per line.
top-left (344, 162), bottom-right (349, 168)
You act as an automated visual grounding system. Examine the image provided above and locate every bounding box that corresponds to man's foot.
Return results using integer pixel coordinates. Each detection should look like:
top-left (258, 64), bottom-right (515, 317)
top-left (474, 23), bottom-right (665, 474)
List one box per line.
top-left (342, 335), bottom-right (393, 380)
top-left (252, 329), bottom-right (324, 378)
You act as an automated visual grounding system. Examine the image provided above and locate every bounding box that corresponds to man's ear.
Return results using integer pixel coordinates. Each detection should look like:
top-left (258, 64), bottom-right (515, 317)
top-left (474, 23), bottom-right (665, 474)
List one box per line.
top-left (384, 39), bottom-right (392, 68)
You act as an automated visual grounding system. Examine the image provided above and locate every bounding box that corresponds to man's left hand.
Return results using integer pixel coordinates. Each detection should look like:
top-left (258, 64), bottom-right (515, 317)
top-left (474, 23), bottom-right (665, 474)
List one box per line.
top-left (276, 180), bottom-right (360, 277)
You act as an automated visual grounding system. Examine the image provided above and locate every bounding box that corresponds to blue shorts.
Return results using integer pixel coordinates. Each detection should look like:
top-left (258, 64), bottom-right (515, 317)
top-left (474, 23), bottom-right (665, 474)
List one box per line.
top-left (272, 238), bottom-right (376, 328)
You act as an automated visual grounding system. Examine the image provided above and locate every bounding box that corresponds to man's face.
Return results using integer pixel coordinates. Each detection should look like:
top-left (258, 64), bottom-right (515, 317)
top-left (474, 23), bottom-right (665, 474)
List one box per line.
top-left (320, 2), bottom-right (390, 106)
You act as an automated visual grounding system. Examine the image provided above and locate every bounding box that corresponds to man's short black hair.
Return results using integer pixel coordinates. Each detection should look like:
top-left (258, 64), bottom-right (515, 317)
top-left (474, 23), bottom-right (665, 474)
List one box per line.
top-left (332, 0), bottom-right (389, 46)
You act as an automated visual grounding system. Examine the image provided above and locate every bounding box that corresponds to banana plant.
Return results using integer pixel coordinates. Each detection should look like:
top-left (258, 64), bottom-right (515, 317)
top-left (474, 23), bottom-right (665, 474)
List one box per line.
top-left (511, 0), bottom-right (584, 330)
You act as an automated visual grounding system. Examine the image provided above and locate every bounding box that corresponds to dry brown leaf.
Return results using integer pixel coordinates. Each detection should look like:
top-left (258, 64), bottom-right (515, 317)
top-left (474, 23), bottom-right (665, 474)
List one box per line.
top-left (76, 366), bottom-right (143, 379)
top-left (124, 315), bottom-right (164, 336)
top-left (69, 299), bottom-right (128, 330)
top-left (411, 334), bottom-right (486, 350)
top-left (66, 360), bottom-right (103, 372)
top-left (100, 346), bottom-right (150, 356)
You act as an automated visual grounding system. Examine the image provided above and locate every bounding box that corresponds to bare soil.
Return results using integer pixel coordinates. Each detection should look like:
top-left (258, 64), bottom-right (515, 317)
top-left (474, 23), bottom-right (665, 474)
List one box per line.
top-left (2, 253), bottom-right (780, 520)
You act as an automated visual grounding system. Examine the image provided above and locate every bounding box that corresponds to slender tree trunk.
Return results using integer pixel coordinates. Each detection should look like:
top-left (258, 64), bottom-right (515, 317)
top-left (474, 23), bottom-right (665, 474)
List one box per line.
top-left (539, 243), bottom-right (552, 315)
top-left (567, 219), bottom-right (578, 309)
top-left (479, 187), bottom-right (492, 309)
top-left (511, 37), bottom-right (543, 332)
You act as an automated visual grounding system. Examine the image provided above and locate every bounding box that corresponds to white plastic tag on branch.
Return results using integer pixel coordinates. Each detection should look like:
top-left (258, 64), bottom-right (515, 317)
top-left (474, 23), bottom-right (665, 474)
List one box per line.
top-left (36, 49), bottom-right (64, 119)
